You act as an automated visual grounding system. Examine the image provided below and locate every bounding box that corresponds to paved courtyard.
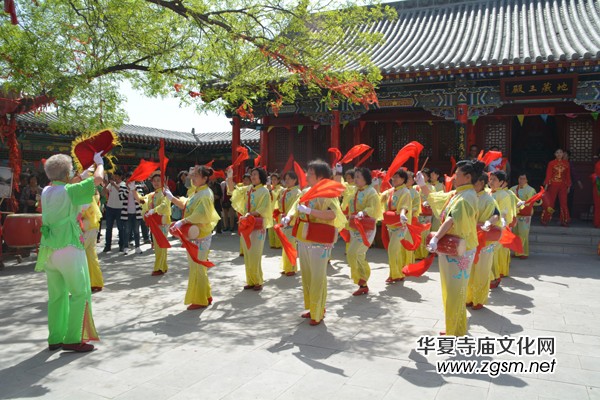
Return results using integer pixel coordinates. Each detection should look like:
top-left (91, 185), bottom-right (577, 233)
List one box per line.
top-left (1, 232), bottom-right (599, 400)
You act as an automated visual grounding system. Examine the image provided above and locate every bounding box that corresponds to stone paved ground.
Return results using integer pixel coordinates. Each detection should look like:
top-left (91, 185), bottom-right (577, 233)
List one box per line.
top-left (1, 231), bottom-right (599, 400)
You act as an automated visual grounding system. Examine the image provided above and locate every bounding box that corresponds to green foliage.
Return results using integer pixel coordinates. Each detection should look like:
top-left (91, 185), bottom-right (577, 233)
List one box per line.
top-left (1, 0), bottom-right (396, 130)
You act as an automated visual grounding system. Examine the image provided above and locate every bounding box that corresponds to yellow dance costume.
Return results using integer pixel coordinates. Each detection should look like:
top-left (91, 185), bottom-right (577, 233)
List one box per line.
top-left (346, 186), bottom-right (382, 286)
top-left (466, 191), bottom-right (501, 307)
top-left (231, 184), bottom-right (273, 287)
top-left (430, 180), bottom-right (444, 232)
top-left (179, 184), bottom-right (221, 306)
top-left (141, 190), bottom-right (171, 274)
top-left (288, 190), bottom-right (346, 323)
top-left (81, 194), bottom-right (104, 289)
top-left (510, 184), bottom-right (537, 257)
top-left (415, 183), bottom-right (434, 260)
top-left (269, 184), bottom-right (283, 249)
top-left (278, 185), bottom-right (301, 273)
top-left (491, 188), bottom-right (517, 279)
top-left (380, 184), bottom-right (412, 280)
top-left (428, 184), bottom-right (479, 336)
top-left (340, 182), bottom-right (357, 254)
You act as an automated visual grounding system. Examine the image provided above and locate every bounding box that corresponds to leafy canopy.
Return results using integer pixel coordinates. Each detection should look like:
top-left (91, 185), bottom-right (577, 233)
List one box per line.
top-left (1, 0), bottom-right (396, 131)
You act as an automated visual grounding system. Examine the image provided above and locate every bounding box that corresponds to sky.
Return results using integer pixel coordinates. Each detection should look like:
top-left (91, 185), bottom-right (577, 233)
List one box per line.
top-left (120, 82), bottom-right (232, 134)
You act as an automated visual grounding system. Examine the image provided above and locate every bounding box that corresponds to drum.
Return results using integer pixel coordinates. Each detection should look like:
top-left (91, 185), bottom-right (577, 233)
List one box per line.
top-left (426, 233), bottom-right (466, 257)
top-left (170, 223), bottom-right (200, 240)
top-left (3, 213), bottom-right (42, 248)
top-left (421, 204), bottom-right (433, 216)
top-left (349, 216), bottom-right (376, 231)
top-left (383, 211), bottom-right (401, 226)
top-left (477, 224), bottom-right (502, 242)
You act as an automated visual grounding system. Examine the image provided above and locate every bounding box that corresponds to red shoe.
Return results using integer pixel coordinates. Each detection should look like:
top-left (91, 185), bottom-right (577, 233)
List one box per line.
top-left (91, 287), bottom-right (103, 293)
top-left (208, 297), bottom-right (213, 305)
top-left (466, 302), bottom-right (473, 307)
top-left (151, 271), bottom-right (164, 276)
top-left (187, 304), bottom-right (207, 310)
top-left (48, 343), bottom-right (62, 351)
top-left (285, 272), bottom-right (296, 276)
top-left (243, 285), bottom-right (254, 290)
top-left (309, 319), bottom-right (321, 326)
top-left (62, 343), bottom-right (94, 352)
top-left (393, 277), bottom-right (405, 282)
top-left (357, 279), bottom-right (367, 286)
top-left (472, 304), bottom-right (484, 310)
top-left (352, 286), bottom-right (369, 296)
top-left (499, 274), bottom-right (505, 278)
top-left (385, 277), bottom-right (393, 283)
top-left (253, 285), bottom-right (263, 291)
top-left (301, 311), bottom-right (311, 318)
top-left (519, 256), bottom-right (528, 260)
top-left (489, 279), bottom-right (501, 289)
top-left (439, 331), bottom-right (446, 336)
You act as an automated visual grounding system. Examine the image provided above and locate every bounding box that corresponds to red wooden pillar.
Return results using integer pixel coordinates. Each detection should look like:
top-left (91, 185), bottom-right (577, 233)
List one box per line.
top-left (330, 110), bottom-right (341, 164)
top-left (260, 117), bottom-right (270, 170)
top-left (232, 116), bottom-right (242, 181)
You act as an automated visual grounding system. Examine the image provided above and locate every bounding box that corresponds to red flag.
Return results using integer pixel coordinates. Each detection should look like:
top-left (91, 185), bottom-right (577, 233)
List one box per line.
top-left (328, 148), bottom-right (342, 166)
top-left (282, 154), bottom-right (294, 175)
top-left (444, 174), bottom-right (455, 192)
top-left (204, 159), bottom-right (215, 167)
top-left (231, 146), bottom-right (249, 169)
top-left (525, 186), bottom-right (546, 206)
top-left (273, 224), bottom-right (297, 266)
top-left (352, 217), bottom-right (371, 247)
top-left (383, 141), bottom-right (424, 187)
top-left (473, 229), bottom-right (487, 264)
top-left (478, 150), bottom-right (503, 167)
top-left (212, 170), bottom-right (226, 180)
top-left (299, 179), bottom-right (346, 203)
top-left (169, 225), bottom-right (215, 268)
top-left (238, 215), bottom-right (255, 248)
top-left (339, 228), bottom-right (350, 243)
top-left (254, 155), bottom-right (262, 168)
top-left (340, 144), bottom-right (372, 164)
top-left (145, 213), bottom-right (171, 248)
top-left (355, 148), bottom-right (374, 167)
top-left (401, 218), bottom-right (431, 251)
top-left (128, 159), bottom-right (160, 183)
top-left (293, 161), bottom-right (307, 189)
top-left (381, 223), bottom-right (390, 250)
top-left (499, 227), bottom-right (524, 253)
top-left (159, 139), bottom-right (169, 185)
top-left (371, 169), bottom-right (386, 180)
top-left (450, 156), bottom-right (457, 173)
top-left (402, 254), bottom-right (435, 277)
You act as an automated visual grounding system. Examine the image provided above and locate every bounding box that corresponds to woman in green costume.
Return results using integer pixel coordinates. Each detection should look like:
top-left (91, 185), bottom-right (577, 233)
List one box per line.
top-left (35, 152), bottom-right (105, 352)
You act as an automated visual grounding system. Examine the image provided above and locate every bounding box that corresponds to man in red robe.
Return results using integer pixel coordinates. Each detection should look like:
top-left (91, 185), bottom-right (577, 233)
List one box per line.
top-left (541, 149), bottom-right (571, 226)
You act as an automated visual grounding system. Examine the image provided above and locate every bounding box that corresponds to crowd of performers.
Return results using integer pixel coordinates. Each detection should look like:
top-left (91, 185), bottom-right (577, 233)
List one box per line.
top-left (36, 142), bottom-right (566, 352)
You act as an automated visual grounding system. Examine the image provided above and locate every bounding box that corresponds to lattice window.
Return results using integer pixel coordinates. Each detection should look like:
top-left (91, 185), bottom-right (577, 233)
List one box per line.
top-left (484, 122), bottom-right (508, 153)
top-left (292, 127), bottom-right (308, 165)
top-left (392, 123), bottom-right (411, 154)
top-left (274, 128), bottom-right (289, 163)
top-left (413, 122), bottom-right (433, 162)
top-left (371, 122), bottom-right (387, 162)
top-left (568, 120), bottom-right (594, 162)
top-left (438, 122), bottom-right (459, 159)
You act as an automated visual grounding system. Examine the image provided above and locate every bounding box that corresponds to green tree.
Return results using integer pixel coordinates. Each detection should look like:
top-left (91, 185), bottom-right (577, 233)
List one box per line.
top-left (1, 0), bottom-right (395, 131)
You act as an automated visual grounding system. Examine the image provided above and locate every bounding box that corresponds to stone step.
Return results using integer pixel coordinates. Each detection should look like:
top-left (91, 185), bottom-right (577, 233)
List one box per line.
top-left (529, 225), bottom-right (600, 238)
top-left (529, 243), bottom-right (598, 256)
top-left (529, 233), bottom-right (597, 246)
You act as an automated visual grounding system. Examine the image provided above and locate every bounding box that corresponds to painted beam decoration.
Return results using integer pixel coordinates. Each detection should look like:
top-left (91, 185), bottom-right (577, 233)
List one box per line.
top-left (500, 74), bottom-right (578, 100)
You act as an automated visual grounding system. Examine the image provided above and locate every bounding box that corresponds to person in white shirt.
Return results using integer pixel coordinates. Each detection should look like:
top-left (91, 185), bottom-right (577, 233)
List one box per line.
top-left (102, 170), bottom-right (126, 253)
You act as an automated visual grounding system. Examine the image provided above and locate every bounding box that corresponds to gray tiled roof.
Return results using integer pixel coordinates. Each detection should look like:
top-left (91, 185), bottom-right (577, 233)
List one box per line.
top-left (16, 113), bottom-right (259, 147)
top-left (339, 0), bottom-right (600, 73)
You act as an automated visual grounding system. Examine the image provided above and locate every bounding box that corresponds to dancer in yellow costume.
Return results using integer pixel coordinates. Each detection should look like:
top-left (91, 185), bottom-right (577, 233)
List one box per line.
top-left (283, 159), bottom-right (346, 325)
top-left (429, 168), bottom-right (444, 231)
top-left (346, 167), bottom-right (382, 296)
top-left (380, 169), bottom-right (412, 283)
top-left (278, 171), bottom-right (301, 275)
top-left (415, 168), bottom-right (434, 260)
top-left (165, 166), bottom-right (221, 309)
top-left (406, 171), bottom-right (421, 265)
top-left (340, 167), bottom-right (357, 254)
top-left (466, 173), bottom-right (501, 310)
top-left (417, 160), bottom-right (483, 336)
top-left (489, 170), bottom-right (517, 287)
top-left (227, 167), bottom-right (273, 290)
top-left (269, 173), bottom-right (283, 249)
top-left (238, 173), bottom-right (252, 257)
top-left (510, 172), bottom-right (538, 259)
top-left (135, 171), bottom-right (171, 276)
top-left (81, 191), bottom-right (104, 292)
